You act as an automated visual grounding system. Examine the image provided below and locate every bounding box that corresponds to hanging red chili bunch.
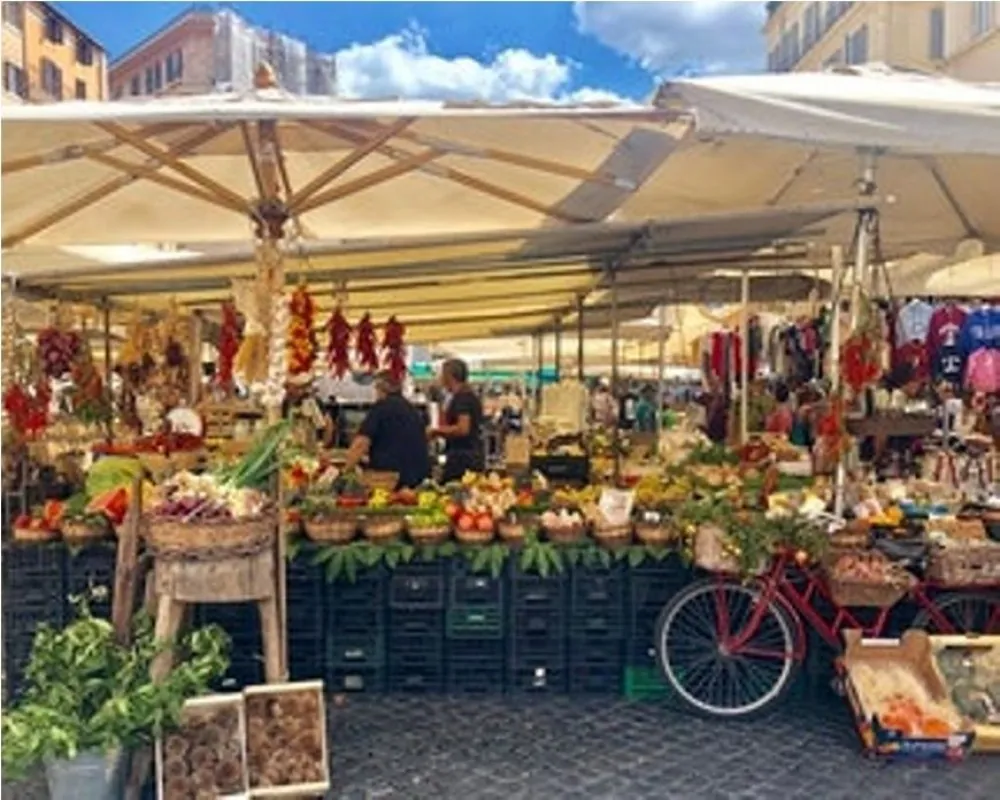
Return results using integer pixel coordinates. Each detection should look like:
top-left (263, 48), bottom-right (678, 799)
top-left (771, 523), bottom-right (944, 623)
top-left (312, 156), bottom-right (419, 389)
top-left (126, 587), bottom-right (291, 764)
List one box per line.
top-left (36, 327), bottom-right (81, 378)
top-left (2, 380), bottom-right (50, 439)
top-left (382, 316), bottom-right (407, 382)
top-left (216, 301), bottom-right (241, 391)
top-left (816, 394), bottom-right (850, 459)
top-left (841, 332), bottom-right (881, 394)
top-left (326, 306), bottom-right (352, 378)
top-left (287, 285), bottom-right (318, 376)
top-left (356, 312), bottom-right (379, 373)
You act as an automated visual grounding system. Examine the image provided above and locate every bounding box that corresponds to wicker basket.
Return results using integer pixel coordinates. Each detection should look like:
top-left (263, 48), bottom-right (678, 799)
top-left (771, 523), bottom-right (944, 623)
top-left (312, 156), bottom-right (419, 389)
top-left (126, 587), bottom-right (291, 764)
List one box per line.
top-left (927, 543), bottom-right (1000, 587)
top-left (407, 523), bottom-right (452, 546)
top-left (455, 526), bottom-right (495, 545)
top-left (361, 471), bottom-right (399, 492)
top-left (635, 522), bottom-right (678, 547)
top-left (144, 514), bottom-right (276, 560)
top-left (303, 516), bottom-right (357, 544)
top-left (497, 521), bottom-right (527, 545)
top-left (14, 526), bottom-right (57, 543)
top-left (829, 521), bottom-right (871, 550)
top-left (826, 573), bottom-right (914, 608)
top-left (592, 524), bottom-right (632, 549)
top-left (61, 520), bottom-right (109, 545)
top-left (544, 524), bottom-right (586, 545)
top-left (361, 516), bottom-right (404, 542)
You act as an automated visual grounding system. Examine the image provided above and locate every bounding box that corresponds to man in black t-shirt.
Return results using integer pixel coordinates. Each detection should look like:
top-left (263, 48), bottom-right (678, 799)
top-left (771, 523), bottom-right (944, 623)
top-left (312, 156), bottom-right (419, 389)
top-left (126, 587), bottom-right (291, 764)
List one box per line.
top-left (343, 372), bottom-right (429, 489)
top-left (431, 358), bottom-right (484, 483)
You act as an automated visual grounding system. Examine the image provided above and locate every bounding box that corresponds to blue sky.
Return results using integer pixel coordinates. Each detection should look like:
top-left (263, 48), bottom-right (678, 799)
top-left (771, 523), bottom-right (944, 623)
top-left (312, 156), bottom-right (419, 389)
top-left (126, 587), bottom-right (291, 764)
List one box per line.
top-left (55, 1), bottom-right (767, 102)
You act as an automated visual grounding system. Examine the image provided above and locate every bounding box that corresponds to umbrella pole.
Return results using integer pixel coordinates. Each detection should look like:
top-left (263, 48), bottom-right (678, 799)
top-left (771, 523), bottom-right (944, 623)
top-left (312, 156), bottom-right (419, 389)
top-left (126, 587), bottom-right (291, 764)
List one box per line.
top-left (576, 293), bottom-right (585, 382)
top-left (657, 304), bottom-right (667, 440)
top-left (610, 261), bottom-right (621, 482)
top-left (739, 269), bottom-right (750, 445)
top-left (829, 246), bottom-right (847, 516)
top-left (554, 320), bottom-right (562, 382)
top-left (102, 300), bottom-right (113, 444)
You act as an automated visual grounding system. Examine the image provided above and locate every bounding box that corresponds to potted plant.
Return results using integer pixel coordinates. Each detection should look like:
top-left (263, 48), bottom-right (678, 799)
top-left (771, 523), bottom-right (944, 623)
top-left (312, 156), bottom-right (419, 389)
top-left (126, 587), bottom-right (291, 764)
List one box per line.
top-left (1, 592), bottom-right (230, 800)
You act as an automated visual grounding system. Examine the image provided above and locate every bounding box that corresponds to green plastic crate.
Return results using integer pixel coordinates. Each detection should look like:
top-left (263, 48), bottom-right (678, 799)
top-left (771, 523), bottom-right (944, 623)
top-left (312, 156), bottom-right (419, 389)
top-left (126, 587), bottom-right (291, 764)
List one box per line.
top-left (447, 606), bottom-right (504, 639)
top-left (622, 665), bottom-right (673, 701)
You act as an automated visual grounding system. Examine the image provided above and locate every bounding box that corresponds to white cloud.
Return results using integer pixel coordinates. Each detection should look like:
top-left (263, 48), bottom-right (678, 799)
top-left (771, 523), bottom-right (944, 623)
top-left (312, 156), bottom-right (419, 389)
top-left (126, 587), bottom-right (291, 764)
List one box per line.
top-left (335, 24), bottom-right (630, 104)
top-left (574, 1), bottom-right (767, 76)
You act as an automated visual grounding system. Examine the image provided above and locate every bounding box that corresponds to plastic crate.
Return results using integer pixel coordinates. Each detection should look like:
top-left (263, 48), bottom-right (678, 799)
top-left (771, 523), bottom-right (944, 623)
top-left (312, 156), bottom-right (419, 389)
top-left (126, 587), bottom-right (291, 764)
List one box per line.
top-left (622, 665), bottom-right (672, 701)
top-left (626, 639), bottom-right (659, 669)
top-left (569, 638), bottom-right (623, 667)
top-left (65, 541), bottom-right (117, 619)
top-left (389, 563), bottom-right (446, 610)
top-left (512, 607), bottom-right (565, 639)
top-left (569, 662), bottom-right (622, 694)
top-left (388, 608), bottom-right (444, 638)
top-left (510, 568), bottom-right (567, 611)
top-left (447, 660), bottom-right (504, 694)
top-left (328, 666), bottom-right (385, 693)
top-left (1, 541), bottom-right (66, 611)
top-left (388, 666), bottom-right (444, 693)
top-left (627, 561), bottom-right (688, 641)
top-left (328, 605), bottom-right (384, 637)
top-left (508, 663), bottom-right (567, 693)
top-left (330, 566), bottom-right (387, 608)
top-left (450, 564), bottom-right (504, 606)
top-left (328, 634), bottom-right (385, 669)
top-left (447, 637), bottom-right (505, 662)
top-left (568, 608), bottom-right (624, 640)
top-left (447, 606), bottom-right (504, 639)
top-left (570, 563), bottom-right (625, 607)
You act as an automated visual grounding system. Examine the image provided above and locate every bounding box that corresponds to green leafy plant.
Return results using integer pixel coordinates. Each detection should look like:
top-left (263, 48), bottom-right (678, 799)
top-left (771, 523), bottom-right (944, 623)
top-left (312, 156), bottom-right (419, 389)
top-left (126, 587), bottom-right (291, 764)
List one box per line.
top-left (462, 543), bottom-right (509, 579)
top-left (1, 594), bottom-right (230, 779)
top-left (518, 531), bottom-right (564, 577)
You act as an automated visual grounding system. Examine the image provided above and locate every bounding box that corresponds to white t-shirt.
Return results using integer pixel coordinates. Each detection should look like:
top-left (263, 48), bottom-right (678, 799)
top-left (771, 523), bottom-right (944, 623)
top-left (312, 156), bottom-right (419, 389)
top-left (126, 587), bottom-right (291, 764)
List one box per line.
top-left (895, 299), bottom-right (934, 344)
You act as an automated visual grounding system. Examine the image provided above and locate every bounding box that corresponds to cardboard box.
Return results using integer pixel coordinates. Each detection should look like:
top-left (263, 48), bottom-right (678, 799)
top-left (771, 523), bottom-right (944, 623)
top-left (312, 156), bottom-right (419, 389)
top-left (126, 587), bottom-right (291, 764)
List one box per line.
top-left (839, 630), bottom-right (975, 761)
top-left (929, 635), bottom-right (1000, 754)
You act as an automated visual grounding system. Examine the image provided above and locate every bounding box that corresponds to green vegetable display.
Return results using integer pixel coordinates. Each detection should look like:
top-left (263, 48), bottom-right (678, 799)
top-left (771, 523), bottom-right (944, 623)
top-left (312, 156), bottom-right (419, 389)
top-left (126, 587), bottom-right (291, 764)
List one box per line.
top-left (84, 456), bottom-right (143, 499)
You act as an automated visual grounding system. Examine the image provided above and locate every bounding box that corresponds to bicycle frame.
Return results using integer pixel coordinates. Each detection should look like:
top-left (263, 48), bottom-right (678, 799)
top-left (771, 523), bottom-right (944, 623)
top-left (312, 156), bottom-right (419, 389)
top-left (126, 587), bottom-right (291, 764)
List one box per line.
top-left (713, 552), bottom-right (999, 663)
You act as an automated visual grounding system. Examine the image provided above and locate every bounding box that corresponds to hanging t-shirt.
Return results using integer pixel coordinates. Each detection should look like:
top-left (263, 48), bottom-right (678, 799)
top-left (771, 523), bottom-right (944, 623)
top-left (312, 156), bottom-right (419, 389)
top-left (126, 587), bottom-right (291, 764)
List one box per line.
top-left (894, 340), bottom-right (930, 383)
top-left (927, 304), bottom-right (968, 384)
top-left (895, 299), bottom-right (935, 344)
top-left (966, 348), bottom-right (1000, 394)
top-left (960, 305), bottom-right (1000, 355)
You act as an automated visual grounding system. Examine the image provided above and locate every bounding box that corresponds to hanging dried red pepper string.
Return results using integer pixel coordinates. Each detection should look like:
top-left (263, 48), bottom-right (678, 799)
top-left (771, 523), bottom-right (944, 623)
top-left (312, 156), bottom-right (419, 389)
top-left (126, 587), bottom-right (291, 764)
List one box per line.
top-left (356, 312), bottom-right (379, 373)
top-left (326, 306), bottom-right (352, 378)
top-left (216, 301), bottom-right (241, 392)
top-left (382, 315), bottom-right (407, 382)
top-left (2, 380), bottom-right (50, 439)
top-left (287, 285), bottom-right (318, 376)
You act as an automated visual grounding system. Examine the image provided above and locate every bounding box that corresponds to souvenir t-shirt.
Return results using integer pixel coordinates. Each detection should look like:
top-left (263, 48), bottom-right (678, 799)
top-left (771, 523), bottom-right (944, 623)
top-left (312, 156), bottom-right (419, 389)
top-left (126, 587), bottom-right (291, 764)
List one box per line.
top-left (960, 305), bottom-right (1000, 355)
top-left (926, 304), bottom-right (967, 383)
top-left (965, 348), bottom-right (1000, 394)
top-left (895, 299), bottom-right (935, 345)
top-left (894, 340), bottom-right (930, 383)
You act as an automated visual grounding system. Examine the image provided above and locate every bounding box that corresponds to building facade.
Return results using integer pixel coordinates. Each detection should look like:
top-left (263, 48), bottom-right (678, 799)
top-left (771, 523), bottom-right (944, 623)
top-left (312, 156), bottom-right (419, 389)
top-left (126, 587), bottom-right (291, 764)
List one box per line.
top-left (109, 7), bottom-right (337, 99)
top-left (764, 1), bottom-right (999, 80)
top-left (3, 1), bottom-right (107, 103)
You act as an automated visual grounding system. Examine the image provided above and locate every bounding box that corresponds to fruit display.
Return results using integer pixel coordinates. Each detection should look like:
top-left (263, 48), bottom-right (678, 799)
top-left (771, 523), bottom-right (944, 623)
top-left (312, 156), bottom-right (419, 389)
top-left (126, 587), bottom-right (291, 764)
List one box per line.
top-left (160, 700), bottom-right (247, 799)
top-left (406, 490), bottom-right (451, 531)
top-left (245, 685), bottom-right (327, 791)
top-left (850, 663), bottom-right (964, 738)
top-left (829, 551), bottom-right (907, 585)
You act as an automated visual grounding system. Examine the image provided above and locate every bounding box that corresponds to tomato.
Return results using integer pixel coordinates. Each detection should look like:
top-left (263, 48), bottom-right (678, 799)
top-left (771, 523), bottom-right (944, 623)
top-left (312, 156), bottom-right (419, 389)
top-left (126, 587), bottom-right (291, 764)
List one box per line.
top-left (517, 491), bottom-right (534, 507)
top-left (476, 514), bottom-right (494, 533)
top-left (457, 514), bottom-right (475, 532)
top-left (14, 514), bottom-right (31, 529)
top-left (445, 502), bottom-right (463, 521)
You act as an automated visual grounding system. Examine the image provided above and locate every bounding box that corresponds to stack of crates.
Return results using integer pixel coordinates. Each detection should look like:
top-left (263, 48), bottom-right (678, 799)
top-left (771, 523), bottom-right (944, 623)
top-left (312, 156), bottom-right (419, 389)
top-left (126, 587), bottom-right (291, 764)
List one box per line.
top-left (1, 542), bottom-right (65, 700)
top-left (623, 556), bottom-right (690, 698)
top-left (507, 566), bottom-right (568, 693)
top-left (387, 561), bottom-right (447, 692)
top-left (65, 541), bottom-right (117, 619)
top-left (326, 566), bottom-right (386, 693)
top-left (445, 560), bottom-right (506, 693)
top-left (568, 563), bottom-right (626, 693)
top-left (198, 602), bottom-right (264, 689)
top-left (286, 551), bottom-right (324, 680)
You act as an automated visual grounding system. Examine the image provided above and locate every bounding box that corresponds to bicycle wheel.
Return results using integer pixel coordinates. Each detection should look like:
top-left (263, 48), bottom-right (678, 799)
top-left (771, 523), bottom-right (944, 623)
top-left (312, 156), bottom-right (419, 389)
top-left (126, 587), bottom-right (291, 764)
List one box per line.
top-left (912, 591), bottom-right (1000, 634)
top-left (655, 579), bottom-right (798, 719)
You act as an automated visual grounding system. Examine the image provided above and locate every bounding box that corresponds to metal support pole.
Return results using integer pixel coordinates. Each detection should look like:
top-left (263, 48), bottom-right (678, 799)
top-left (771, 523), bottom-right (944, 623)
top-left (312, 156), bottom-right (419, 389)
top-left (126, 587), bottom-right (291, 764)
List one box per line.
top-left (535, 331), bottom-right (543, 409)
top-left (102, 300), bottom-right (113, 444)
top-left (656, 305), bottom-right (667, 440)
top-left (610, 262), bottom-right (621, 481)
top-left (829, 245), bottom-right (848, 516)
top-left (554, 320), bottom-right (562, 382)
top-left (739, 270), bottom-right (750, 445)
top-left (576, 294), bottom-right (585, 383)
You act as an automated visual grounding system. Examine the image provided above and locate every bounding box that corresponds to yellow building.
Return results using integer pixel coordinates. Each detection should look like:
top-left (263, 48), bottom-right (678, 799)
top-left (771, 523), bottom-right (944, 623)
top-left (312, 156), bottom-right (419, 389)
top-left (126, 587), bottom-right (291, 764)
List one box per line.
top-left (2, 1), bottom-right (107, 103)
top-left (764, 1), bottom-right (999, 80)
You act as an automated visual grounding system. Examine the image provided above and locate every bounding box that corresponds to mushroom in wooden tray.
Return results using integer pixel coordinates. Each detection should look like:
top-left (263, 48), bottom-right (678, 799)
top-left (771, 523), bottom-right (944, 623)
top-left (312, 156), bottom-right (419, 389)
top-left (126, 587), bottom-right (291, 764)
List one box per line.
top-left (245, 684), bottom-right (328, 792)
top-left (160, 701), bottom-right (246, 800)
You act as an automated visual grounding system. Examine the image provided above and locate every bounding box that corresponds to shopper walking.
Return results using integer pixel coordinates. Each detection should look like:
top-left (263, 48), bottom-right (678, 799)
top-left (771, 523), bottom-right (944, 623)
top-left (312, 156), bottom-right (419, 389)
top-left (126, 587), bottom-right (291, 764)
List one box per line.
top-left (431, 359), bottom-right (485, 483)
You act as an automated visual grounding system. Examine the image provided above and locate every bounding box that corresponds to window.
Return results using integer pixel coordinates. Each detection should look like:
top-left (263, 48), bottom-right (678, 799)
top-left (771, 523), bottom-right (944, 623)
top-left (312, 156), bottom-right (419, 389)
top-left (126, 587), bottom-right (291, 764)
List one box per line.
top-left (130, 75), bottom-right (141, 95)
top-left (165, 50), bottom-right (184, 83)
top-left (767, 46), bottom-right (779, 72)
top-left (145, 66), bottom-right (155, 94)
top-left (153, 61), bottom-right (163, 91)
top-left (76, 38), bottom-right (94, 66)
top-left (803, 3), bottom-right (821, 50)
top-left (3, 60), bottom-right (26, 97)
top-left (112, 84), bottom-right (123, 100)
top-left (75, 79), bottom-right (86, 100)
top-left (929, 7), bottom-right (945, 60)
top-left (2, 2), bottom-right (24, 29)
top-left (973, 2), bottom-right (996, 37)
top-left (845, 24), bottom-right (869, 65)
top-left (41, 58), bottom-right (62, 99)
top-left (44, 11), bottom-right (63, 43)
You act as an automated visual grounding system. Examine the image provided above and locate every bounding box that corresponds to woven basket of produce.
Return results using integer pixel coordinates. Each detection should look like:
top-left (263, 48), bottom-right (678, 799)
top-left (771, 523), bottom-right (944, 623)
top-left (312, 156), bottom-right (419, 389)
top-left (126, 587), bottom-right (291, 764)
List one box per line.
top-left (361, 515), bottom-right (404, 542)
top-left (303, 516), bottom-right (357, 544)
top-left (592, 524), bottom-right (632, 549)
top-left (544, 524), bottom-right (586, 545)
top-left (455, 526), bottom-right (495, 545)
top-left (927, 541), bottom-right (1000, 587)
top-left (145, 514), bottom-right (276, 561)
top-left (407, 523), bottom-right (452, 546)
top-left (497, 520), bottom-right (527, 545)
top-left (361, 471), bottom-right (399, 493)
top-left (824, 550), bottom-right (915, 607)
top-left (14, 526), bottom-right (57, 543)
top-left (61, 519), bottom-right (109, 545)
top-left (635, 521), bottom-right (678, 547)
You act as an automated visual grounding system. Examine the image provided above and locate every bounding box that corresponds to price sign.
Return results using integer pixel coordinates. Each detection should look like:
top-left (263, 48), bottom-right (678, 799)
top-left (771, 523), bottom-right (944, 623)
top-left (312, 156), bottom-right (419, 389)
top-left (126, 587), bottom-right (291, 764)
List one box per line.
top-left (598, 488), bottom-right (635, 527)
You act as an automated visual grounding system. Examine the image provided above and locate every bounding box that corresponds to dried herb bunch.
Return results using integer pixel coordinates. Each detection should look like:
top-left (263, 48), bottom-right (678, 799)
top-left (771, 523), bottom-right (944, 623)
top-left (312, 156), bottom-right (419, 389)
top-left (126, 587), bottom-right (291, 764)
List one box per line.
top-left (246, 689), bottom-right (325, 788)
top-left (162, 704), bottom-right (245, 799)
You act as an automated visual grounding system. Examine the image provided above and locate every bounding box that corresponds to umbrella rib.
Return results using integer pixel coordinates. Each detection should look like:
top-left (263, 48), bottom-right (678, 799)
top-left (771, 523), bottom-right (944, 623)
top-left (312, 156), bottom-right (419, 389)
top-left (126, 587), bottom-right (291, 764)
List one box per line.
top-left (923, 158), bottom-right (980, 241)
top-left (240, 122), bottom-right (267, 198)
top-left (95, 121), bottom-right (251, 213)
top-left (289, 117), bottom-right (415, 211)
top-left (321, 121), bottom-right (590, 223)
top-left (2, 124), bottom-right (234, 249)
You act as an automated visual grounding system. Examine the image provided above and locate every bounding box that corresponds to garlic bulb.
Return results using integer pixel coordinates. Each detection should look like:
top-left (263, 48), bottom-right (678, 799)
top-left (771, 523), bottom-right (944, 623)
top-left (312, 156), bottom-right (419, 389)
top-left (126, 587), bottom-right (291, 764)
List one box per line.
top-left (258, 292), bottom-right (288, 410)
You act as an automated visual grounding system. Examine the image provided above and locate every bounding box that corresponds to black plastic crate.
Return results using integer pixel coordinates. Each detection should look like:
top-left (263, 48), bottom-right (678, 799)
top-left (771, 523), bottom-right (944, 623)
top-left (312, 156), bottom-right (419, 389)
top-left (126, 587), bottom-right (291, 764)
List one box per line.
top-left (215, 658), bottom-right (264, 690)
top-left (330, 566), bottom-right (387, 608)
top-left (328, 633), bottom-right (385, 670)
top-left (389, 563), bottom-right (447, 610)
top-left (569, 608), bottom-right (624, 640)
top-left (328, 666), bottom-right (385, 693)
top-left (512, 607), bottom-right (565, 639)
top-left (288, 647), bottom-right (324, 681)
top-left (198, 602), bottom-right (263, 651)
top-left (508, 664), bottom-right (567, 693)
top-left (388, 608), bottom-right (445, 639)
top-left (388, 647), bottom-right (444, 670)
top-left (328, 605), bottom-right (384, 637)
top-left (388, 666), bottom-right (444, 693)
top-left (65, 541), bottom-right (117, 619)
top-left (509, 636), bottom-right (566, 669)
top-left (450, 562), bottom-right (504, 606)
top-left (447, 637), bottom-right (505, 664)
top-left (625, 638), bottom-right (659, 669)
top-left (1, 542), bottom-right (66, 611)
top-left (447, 660), bottom-right (504, 694)
top-left (627, 560), bottom-right (688, 641)
top-left (570, 563), bottom-right (625, 607)
top-left (569, 638), bottom-right (623, 667)
top-left (569, 662), bottom-right (622, 694)
top-left (447, 605), bottom-right (504, 639)
top-left (510, 569), bottom-right (567, 611)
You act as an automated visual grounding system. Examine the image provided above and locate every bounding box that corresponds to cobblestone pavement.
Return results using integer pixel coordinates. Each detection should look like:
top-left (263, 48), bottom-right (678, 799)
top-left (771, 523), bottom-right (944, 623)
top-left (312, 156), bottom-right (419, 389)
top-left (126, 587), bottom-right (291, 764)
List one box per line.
top-left (5, 694), bottom-right (998, 799)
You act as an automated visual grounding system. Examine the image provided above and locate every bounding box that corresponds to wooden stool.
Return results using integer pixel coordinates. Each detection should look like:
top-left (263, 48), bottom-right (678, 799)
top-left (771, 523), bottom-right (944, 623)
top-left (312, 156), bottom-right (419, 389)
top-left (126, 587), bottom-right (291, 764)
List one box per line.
top-left (150, 547), bottom-right (285, 682)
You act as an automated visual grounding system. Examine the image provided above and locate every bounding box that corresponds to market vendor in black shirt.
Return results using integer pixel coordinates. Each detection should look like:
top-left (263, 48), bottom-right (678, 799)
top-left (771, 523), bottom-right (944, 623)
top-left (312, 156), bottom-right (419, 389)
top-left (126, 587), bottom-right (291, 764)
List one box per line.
top-left (343, 372), bottom-right (430, 489)
top-left (431, 358), bottom-right (484, 483)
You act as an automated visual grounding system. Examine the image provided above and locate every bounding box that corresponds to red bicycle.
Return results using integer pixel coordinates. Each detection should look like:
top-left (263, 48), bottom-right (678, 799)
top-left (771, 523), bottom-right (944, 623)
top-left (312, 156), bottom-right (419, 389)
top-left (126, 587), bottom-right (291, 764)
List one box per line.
top-left (654, 550), bottom-right (1000, 719)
